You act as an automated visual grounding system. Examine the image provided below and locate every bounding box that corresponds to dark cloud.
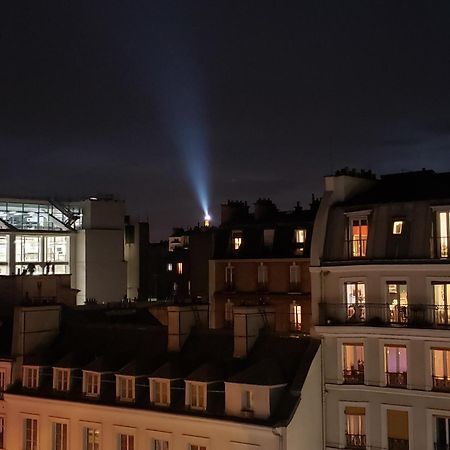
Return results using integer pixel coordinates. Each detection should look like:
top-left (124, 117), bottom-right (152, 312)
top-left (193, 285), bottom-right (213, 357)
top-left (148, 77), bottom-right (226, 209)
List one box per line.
top-left (1, 1), bottom-right (450, 239)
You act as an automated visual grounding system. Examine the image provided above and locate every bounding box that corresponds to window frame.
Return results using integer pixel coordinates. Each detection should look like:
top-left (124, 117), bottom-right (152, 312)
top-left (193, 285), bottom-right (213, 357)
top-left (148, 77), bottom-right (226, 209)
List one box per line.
top-left (83, 371), bottom-right (101, 397)
top-left (23, 415), bottom-right (39, 450)
top-left (116, 376), bottom-right (135, 402)
top-left (188, 382), bottom-right (207, 410)
top-left (150, 379), bottom-right (170, 406)
top-left (53, 368), bottom-right (71, 392)
top-left (51, 419), bottom-right (69, 450)
top-left (23, 366), bottom-right (40, 389)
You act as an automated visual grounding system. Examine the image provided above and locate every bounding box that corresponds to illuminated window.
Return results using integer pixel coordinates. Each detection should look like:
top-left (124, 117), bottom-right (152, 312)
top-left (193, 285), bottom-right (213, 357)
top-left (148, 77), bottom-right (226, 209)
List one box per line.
top-left (290, 302), bottom-right (302, 331)
top-left (151, 380), bottom-right (169, 406)
top-left (152, 439), bottom-right (169, 450)
top-left (23, 366), bottom-right (39, 389)
top-left (15, 236), bottom-right (41, 263)
top-left (84, 372), bottom-right (100, 397)
top-left (386, 282), bottom-right (408, 323)
top-left (349, 217), bottom-right (368, 257)
top-left (345, 282), bottom-right (366, 320)
top-left (117, 376), bottom-right (135, 402)
top-left (385, 345), bottom-right (407, 387)
top-left (188, 383), bottom-right (206, 410)
top-left (84, 426), bottom-right (100, 450)
top-left (0, 236), bottom-right (9, 275)
top-left (433, 283), bottom-right (450, 324)
top-left (342, 344), bottom-right (364, 384)
top-left (232, 231), bottom-right (243, 251)
top-left (176, 262), bottom-right (183, 274)
top-left (167, 263), bottom-right (173, 272)
top-left (45, 236), bottom-right (69, 263)
top-left (53, 368), bottom-right (70, 391)
top-left (438, 211), bottom-right (450, 258)
top-left (242, 389), bottom-right (253, 412)
top-left (119, 433), bottom-right (134, 450)
top-left (52, 422), bottom-right (68, 450)
top-left (432, 348), bottom-right (450, 391)
top-left (295, 229), bottom-right (306, 243)
top-left (24, 417), bottom-right (38, 450)
top-left (345, 406), bottom-right (366, 448)
top-left (392, 220), bottom-right (404, 235)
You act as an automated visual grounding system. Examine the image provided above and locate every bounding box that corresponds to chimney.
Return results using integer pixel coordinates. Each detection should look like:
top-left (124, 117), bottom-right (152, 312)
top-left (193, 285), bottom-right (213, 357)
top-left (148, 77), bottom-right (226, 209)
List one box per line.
top-left (233, 305), bottom-right (275, 358)
top-left (167, 304), bottom-right (209, 352)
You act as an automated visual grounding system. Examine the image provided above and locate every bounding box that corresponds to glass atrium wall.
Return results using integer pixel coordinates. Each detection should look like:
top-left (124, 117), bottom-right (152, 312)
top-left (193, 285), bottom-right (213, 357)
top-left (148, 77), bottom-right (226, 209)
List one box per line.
top-left (0, 201), bottom-right (82, 231)
top-left (0, 233), bottom-right (70, 275)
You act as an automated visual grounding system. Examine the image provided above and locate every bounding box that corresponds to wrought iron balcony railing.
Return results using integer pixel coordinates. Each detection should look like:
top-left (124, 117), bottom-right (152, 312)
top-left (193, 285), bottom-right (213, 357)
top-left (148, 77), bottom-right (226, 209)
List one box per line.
top-left (388, 438), bottom-right (409, 450)
top-left (433, 376), bottom-right (450, 392)
top-left (435, 444), bottom-right (450, 450)
top-left (343, 369), bottom-right (364, 384)
top-left (345, 433), bottom-right (366, 448)
top-left (319, 302), bottom-right (450, 329)
top-left (386, 371), bottom-right (407, 388)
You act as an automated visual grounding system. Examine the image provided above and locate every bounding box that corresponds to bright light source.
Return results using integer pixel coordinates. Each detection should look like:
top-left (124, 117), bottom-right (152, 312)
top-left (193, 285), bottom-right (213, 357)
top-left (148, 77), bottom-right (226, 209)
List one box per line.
top-left (204, 214), bottom-right (211, 227)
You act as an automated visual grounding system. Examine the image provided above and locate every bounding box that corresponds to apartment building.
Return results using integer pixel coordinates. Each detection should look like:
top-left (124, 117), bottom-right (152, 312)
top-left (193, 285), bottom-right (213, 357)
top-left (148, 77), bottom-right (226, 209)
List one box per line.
top-left (311, 169), bottom-right (450, 450)
top-left (210, 198), bottom-right (318, 334)
top-left (1, 303), bottom-right (321, 450)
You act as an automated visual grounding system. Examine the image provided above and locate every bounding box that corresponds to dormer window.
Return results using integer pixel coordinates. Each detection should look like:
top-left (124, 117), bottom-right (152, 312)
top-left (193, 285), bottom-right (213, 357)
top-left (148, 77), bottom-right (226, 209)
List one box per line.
top-left (150, 379), bottom-right (170, 406)
top-left (232, 231), bottom-right (242, 251)
top-left (176, 262), bottom-right (183, 274)
top-left (347, 214), bottom-right (369, 258)
top-left (392, 220), bottom-right (404, 235)
top-left (23, 366), bottom-right (39, 389)
top-left (187, 382), bottom-right (206, 410)
top-left (116, 376), bottom-right (135, 402)
top-left (83, 371), bottom-right (100, 397)
top-left (53, 368), bottom-right (70, 391)
top-left (295, 229), bottom-right (306, 244)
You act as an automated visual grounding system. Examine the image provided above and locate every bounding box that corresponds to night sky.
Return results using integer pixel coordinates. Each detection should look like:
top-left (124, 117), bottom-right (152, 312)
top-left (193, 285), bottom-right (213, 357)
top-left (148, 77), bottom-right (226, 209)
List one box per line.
top-left (1, 1), bottom-right (450, 239)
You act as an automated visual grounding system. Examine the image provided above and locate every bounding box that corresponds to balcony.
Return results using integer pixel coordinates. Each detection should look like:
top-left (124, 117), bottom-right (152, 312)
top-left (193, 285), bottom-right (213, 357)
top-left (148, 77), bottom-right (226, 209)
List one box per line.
top-left (388, 438), bottom-right (409, 450)
top-left (343, 369), bottom-right (364, 384)
top-left (433, 376), bottom-right (450, 392)
top-left (319, 303), bottom-right (450, 329)
top-left (435, 444), bottom-right (450, 450)
top-left (345, 433), bottom-right (366, 449)
top-left (386, 371), bottom-right (407, 388)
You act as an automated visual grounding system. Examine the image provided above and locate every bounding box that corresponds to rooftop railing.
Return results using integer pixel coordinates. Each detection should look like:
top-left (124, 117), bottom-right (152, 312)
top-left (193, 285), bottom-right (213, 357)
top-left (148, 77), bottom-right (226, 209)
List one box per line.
top-left (319, 303), bottom-right (450, 329)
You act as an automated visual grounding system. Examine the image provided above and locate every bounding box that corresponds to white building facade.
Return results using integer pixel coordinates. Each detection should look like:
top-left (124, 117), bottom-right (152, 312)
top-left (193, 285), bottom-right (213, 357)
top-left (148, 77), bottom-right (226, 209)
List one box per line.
top-left (311, 170), bottom-right (450, 450)
top-left (0, 197), bottom-right (127, 304)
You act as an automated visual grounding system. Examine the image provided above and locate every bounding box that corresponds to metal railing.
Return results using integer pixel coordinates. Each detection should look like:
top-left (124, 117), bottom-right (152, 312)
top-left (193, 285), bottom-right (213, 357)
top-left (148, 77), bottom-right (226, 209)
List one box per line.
top-left (319, 303), bottom-right (450, 329)
top-left (435, 444), bottom-right (450, 450)
top-left (386, 372), bottom-right (407, 388)
top-left (388, 438), bottom-right (409, 450)
top-left (433, 376), bottom-right (450, 392)
top-left (343, 369), bottom-right (364, 384)
top-left (345, 433), bottom-right (366, 448)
